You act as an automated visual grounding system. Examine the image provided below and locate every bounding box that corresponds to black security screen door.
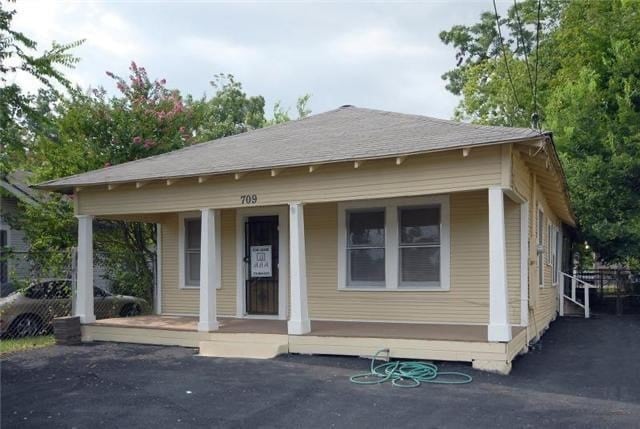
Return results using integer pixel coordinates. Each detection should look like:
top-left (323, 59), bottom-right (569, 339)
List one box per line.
top-left (245, 216), bottom-right (279, 315)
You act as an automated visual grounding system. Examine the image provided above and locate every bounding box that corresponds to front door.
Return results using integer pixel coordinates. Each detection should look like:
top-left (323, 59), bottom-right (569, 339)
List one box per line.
top-left (245, 216), bottom-right (279, 315)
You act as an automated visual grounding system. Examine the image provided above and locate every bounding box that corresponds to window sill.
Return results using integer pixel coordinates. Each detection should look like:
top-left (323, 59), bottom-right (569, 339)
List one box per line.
top-left (337, 287), bottom-right (449, 292)
top-left (180, 286), bottom-right (222, 290)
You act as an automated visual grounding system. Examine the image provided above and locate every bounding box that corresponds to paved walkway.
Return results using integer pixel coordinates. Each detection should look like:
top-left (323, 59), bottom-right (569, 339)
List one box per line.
top-left (2, 315), bottom-right (639, 428)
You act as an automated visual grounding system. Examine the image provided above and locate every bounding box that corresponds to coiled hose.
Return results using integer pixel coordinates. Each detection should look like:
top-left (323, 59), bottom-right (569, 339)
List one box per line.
top-left (350, 349), bottom-right (472, 388)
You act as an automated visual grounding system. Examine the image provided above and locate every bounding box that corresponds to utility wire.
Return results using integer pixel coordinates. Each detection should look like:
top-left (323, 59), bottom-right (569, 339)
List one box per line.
top-left (492, 0), bottom-right (522, 119)
top-left (532, 0), bottom-right (542, 131)
top-left (513, 0), bottom-right (535, 108)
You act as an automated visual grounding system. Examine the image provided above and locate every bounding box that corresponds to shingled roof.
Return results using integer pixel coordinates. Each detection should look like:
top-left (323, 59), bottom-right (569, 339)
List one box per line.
top-left (37, 105), bottom-right (542, 191)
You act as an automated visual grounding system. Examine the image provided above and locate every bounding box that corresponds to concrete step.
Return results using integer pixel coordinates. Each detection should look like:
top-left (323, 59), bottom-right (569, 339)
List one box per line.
top-left (198, 333), bottom-right (289, 359)
top-left (563, 298), bottom-right (585, 317)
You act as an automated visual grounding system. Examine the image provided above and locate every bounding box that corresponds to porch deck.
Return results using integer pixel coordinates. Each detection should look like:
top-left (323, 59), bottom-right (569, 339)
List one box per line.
top-left (82, 316), bottom-right (528, 373)
top-left (91, 315), bottom-right (524, 342)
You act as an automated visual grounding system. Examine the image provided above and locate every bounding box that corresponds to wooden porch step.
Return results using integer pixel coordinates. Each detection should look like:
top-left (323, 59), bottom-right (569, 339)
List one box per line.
top-left (198, 333), bottom-right (289, 359)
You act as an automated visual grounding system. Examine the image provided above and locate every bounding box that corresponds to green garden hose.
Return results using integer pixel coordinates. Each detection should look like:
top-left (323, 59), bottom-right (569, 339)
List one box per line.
top-left (350, 349), bottom-right (472, 388)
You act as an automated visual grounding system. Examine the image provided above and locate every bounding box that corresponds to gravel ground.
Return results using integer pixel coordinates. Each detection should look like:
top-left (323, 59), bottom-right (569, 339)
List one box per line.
top-left (2, 315), bottom-right (639, 428)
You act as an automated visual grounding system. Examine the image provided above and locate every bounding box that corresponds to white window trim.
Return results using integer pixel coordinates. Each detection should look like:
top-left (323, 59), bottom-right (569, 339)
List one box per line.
top-left (337, 195), bottom-right (450, 292)
top-left (537, 206), bottom-right (545, 288)
top-left (178, 211), bottom-right (221, 290)
top-left (552, 225), bottom-right (560, 287)
top-left (0, 226), bottom-right (9, 285)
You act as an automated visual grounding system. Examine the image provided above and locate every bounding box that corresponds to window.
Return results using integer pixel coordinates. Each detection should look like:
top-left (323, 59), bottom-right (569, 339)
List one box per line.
top-left (552, 227), bottom-right (559, 285)
top-left (537, 209), bottom-right (544, 287)
top-left (547, 223), bottom-right (553, 264)
top-left (399, 206), bottom-right (441, 287)
top-left (346, 209), bottom-right (385, 287)
top-left (338, 196), bottom-right (450, 291)
top-left (184, 218), bottom-right (201, 287)
top-left (0, 230), bottom-right (7, 285)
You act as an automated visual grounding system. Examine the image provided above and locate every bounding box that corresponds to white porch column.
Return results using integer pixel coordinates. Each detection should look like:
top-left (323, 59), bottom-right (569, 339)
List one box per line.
top-left (198, 208), bottom-right (220, 332)
top-left (75, 215), bottom-right (95, 324)
top-left (488, 188), bottom-right (512, 342)
top-left (288, 202), bottom-right (311, 335)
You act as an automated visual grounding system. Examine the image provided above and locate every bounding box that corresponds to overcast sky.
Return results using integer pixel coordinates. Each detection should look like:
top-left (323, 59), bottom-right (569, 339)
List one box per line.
top-left (11, 1), bottom-right (507, 120)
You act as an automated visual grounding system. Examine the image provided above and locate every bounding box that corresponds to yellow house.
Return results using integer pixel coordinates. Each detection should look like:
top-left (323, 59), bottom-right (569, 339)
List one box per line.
top-left (38, 106), bottom-right (575, 374)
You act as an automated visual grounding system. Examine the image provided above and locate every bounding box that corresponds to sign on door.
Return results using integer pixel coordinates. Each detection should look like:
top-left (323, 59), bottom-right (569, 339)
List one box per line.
top-left (250, 245), bottom-right (272, 277)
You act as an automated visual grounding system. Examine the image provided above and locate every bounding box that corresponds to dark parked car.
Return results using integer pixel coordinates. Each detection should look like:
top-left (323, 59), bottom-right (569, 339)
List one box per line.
top-left (0, 280), bottom-right (148, 337)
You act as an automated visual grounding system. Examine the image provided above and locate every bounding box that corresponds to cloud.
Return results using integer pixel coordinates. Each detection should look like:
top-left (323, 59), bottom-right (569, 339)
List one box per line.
top-left (329, 27), bottom-right (431, 61)
top-left (7, 1), bottom-right (492, 119)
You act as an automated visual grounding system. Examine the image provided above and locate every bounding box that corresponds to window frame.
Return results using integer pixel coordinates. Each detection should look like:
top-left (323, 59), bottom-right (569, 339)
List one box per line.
top-left (537, 207), bottom-right (544, 288)
top-left (552, 225), bottom-right (559, 286)
top-left (179, 212), bottom-right (202, 289)
top-left (0, 228), bottom-right (8, 285)
top-left (397, 205), bottom-right (443, 288)
top-left (345, 207), bottom-right (387, 288)
top-left (337, 195), bottom-right (450, 291)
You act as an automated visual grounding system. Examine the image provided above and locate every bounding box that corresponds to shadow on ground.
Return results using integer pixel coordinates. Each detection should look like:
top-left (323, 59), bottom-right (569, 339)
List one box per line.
top-left (2, 315), bottom-right (639, 428)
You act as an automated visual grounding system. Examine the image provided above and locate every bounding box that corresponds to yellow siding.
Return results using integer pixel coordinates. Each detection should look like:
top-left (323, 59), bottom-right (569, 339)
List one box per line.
top-left (529, 182), bottom-right (561, 339)
top-left (157, 190), bottom-right (523, 325)
top-left (304, 191), bottom-right (491, 324)
top-left (513, 152), bottom-right (563, 341)
top-left (512, 152), bottom-right (531, 199)
top-left (76, 146), bottom-right (502, 216)
top-left (160, 210), bottom-right (237, 316)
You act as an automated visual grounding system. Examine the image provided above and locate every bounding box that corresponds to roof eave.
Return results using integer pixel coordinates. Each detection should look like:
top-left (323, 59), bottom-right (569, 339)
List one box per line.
top-left (35, 134), bottom-right (543, 193)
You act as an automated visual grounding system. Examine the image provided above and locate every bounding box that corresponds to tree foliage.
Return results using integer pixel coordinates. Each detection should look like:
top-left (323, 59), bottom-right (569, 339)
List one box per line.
top-left (0, 0), bottom-right (83, 173)
top-left (440, 0), bottom-right (640, 266)
top-left (3, 0), bottom-right (312, 300)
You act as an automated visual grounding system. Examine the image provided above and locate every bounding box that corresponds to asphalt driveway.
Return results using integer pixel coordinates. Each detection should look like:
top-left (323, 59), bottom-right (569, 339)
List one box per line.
top-left (2, 315), bottom-right (639, 428)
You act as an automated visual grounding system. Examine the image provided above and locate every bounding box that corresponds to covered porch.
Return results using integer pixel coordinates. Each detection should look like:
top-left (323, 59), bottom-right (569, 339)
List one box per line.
top-left (83, 315), bottom-right (527, 373)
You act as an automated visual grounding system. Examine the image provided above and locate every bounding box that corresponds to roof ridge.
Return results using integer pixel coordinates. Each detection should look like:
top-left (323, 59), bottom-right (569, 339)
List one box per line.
top-left (351, 106), bottom-right (537, 133)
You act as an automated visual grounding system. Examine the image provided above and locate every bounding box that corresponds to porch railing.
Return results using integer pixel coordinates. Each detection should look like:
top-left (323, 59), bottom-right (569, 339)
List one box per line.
top-left (560, 271), bottom-right (597, 318)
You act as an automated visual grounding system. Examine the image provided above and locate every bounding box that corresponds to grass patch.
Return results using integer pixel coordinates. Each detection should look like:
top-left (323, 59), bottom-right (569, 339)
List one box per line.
top-left (0, 335), bottom-right (55, 356)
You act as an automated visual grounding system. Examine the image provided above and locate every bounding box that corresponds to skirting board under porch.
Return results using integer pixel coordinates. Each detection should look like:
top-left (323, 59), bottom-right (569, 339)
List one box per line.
top-left (81, 317), bottom-right (528, 374)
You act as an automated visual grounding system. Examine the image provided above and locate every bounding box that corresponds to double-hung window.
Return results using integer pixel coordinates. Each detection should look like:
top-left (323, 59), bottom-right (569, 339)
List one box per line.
top-left (399, 206), bottom-right (441, 287)
top-left (346, 209), bottom-right (386, 287)
top-left (537, 208), bottom-right (544, 287)
top-left (552, 226), bottom-right (559, 285)
top-left (339, 196), bottom-right (450, 291)
top-left (180, 214), bottom-right (201, 288)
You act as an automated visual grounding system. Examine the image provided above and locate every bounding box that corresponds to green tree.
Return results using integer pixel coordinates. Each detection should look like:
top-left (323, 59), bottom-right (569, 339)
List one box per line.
top-left (267, 94), bottom-right (313, 125)
top-left (440, 0), bottom-right (640, 266)
top-left (192, 73), bottom-right (266, 141)
top-left (0, 0), bottom-right (83, 173)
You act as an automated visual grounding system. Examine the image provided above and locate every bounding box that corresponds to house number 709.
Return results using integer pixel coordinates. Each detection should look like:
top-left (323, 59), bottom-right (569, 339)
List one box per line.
top-left (240, 194), bottom-right (258, 204)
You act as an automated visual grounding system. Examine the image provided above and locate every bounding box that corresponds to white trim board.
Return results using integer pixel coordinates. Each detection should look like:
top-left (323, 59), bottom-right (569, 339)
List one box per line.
top-left (520, 201), bottom-right (529, 326)
top-left (155, 223), bottom-right (163, 314)
top-left (336, 194), bottom-right (451, 291)
top-left (235, 206), bottom-right (289, 320)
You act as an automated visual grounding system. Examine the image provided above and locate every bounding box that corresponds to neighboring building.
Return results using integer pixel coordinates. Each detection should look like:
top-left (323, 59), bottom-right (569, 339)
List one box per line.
top-left (1, 171), bottom-right (41, 289)
top-left (37, 106), bottom-right (575, 374)
top-left (1, 170), bottom-right (108, 291)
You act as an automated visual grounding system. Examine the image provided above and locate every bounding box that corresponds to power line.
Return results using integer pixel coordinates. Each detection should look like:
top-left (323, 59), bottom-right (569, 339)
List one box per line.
top-left (513, 0), bottom-right (535, 108)
top-left (532, 0), bottom-right (542, 130)
top-left (492, 0), bottom-right (522, 119)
